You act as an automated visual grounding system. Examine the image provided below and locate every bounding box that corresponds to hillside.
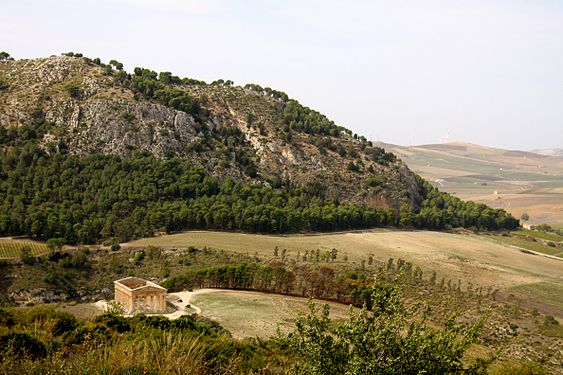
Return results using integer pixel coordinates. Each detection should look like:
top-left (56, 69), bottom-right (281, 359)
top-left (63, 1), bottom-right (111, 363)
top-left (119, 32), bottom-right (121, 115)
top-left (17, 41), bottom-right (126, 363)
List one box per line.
top-left (532, 148), bottom-right (563, 157)
top-left (0, 54), bottom-right (517, 243)
top-left (0, 55), bottom-right (417, 207)
top-left (379, 141), bottom-right (563, 225)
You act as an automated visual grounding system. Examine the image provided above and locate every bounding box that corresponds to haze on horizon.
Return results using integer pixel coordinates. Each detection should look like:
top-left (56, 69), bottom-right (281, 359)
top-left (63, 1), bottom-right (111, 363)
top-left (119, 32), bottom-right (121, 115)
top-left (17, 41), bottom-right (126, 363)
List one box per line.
top-left (1, 0), bottom-right (562, 150)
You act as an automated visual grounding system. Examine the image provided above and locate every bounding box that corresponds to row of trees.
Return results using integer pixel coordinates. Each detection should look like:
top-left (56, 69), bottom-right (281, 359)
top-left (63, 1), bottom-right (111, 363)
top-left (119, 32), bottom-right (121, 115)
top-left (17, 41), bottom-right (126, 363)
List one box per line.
top-left (283, 100), bottom-right (347, 137)
top-left (244, 83), bottom-right (290, 102)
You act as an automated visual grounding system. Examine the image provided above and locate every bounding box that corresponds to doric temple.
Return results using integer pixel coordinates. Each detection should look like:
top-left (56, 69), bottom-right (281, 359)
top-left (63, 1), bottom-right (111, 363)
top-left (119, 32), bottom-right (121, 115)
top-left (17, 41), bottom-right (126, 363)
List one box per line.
top-left (114, 277), bottom-right (167, 314)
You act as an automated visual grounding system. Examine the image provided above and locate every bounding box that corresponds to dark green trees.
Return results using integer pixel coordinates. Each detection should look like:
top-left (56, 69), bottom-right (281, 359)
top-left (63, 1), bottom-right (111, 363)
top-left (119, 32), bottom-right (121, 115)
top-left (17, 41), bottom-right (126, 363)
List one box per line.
top-left (0, 51), bottom-right (14, 61)
top-left (0, 141), bottom-right (517, 244)
top-left (283, 100), bottom-right (344, 137)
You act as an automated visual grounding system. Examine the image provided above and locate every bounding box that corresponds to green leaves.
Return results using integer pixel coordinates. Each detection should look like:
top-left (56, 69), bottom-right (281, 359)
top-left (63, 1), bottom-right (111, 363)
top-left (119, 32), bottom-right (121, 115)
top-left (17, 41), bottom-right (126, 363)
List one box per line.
top-left (283, 100), bottom-right (344, 137)
top-left (289, 277), bottom-right (488, 375)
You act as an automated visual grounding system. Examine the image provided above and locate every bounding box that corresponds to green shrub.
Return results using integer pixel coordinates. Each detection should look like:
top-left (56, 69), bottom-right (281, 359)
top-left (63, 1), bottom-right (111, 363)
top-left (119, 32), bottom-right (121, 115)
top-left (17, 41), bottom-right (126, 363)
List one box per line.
top-left (19, 245), bottom-right (35, 265)
top-left (52, 311), bottom-right (79, 336)
top-left (64, 82), bottom-right (82, 99)
top-left (0, 308), bottom-right (15, 327)
top-left (94, 313), bottom-right (131, 333)
top-left (0, 332), bottom-right (47, 359)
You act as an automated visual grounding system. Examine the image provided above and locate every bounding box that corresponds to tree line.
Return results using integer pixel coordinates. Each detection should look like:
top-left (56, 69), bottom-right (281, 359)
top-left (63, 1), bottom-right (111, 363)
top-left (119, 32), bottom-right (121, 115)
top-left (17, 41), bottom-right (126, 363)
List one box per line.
top-left (0, 141), bottom-right (517, 244)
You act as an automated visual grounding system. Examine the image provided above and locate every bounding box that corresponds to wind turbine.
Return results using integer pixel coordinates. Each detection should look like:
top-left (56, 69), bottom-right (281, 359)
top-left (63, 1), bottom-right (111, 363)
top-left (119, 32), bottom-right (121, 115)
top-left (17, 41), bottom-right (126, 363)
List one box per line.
top-left (440, 129), bottom-right (451, 144)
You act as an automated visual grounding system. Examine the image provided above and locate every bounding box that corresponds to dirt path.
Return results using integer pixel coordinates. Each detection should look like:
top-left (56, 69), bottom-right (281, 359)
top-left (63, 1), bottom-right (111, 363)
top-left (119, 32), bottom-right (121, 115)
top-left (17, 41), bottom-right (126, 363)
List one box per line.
top-left (506, 245), bottom-right (563, 262)
top-left (167, 289), bottom-right (217, 315)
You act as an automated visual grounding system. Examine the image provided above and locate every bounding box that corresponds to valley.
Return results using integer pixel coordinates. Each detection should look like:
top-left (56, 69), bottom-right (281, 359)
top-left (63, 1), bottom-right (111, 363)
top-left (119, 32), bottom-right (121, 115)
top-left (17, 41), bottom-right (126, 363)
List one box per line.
top-left (380, 142), bottom-right (563, 226)
top-left (126, 229), bottom-right (563, 317)
top-left (0, 53), bottom-right (560, 374)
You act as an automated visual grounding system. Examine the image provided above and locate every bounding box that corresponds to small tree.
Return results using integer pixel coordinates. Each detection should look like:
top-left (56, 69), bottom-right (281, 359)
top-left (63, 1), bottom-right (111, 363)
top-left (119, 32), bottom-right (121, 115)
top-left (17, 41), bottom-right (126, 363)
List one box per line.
top-left (46, 237), bottom-right (65, 253)
top-left (289, 275), bottom-right (488, 375)
top-left (331, 248), bottom-right (338, 260)
top-left (521, 213), bottom-right (529, 221)
top-left (0, 51), bottom-right (14, 61)
top-left (109, 59), bottom-right (124, 70)
top-left (19, 246), bottom-right (35, 265)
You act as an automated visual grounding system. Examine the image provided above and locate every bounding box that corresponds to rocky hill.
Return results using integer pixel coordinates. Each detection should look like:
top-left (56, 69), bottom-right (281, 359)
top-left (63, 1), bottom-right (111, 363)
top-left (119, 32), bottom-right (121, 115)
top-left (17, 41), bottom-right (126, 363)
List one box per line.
top-left (0, 54), bottom-right (420, 210)
top-left (0, 53), bottom-right (518, 243)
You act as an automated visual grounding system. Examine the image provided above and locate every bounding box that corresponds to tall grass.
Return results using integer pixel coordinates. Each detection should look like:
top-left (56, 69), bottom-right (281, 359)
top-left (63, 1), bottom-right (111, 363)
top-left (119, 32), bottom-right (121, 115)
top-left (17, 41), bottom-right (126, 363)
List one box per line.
top-left (0, 330), bottom-right (208, 375)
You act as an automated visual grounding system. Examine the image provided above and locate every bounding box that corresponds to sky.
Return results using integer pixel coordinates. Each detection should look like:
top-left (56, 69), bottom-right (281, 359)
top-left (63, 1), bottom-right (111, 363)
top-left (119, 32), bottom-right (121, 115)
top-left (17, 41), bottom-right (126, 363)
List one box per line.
top-left (1, 0), bottom-right (562, 150)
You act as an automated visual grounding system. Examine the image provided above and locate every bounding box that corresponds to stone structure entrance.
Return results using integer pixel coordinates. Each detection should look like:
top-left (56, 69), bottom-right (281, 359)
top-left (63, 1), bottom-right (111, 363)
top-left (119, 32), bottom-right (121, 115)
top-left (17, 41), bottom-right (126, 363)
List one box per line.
top-left (114, 277), bottom-right (167, 314)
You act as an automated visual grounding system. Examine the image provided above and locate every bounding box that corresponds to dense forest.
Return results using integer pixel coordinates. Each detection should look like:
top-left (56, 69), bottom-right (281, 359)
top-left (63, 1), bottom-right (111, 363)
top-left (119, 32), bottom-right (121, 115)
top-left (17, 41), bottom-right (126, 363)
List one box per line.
top-left (0, 139), bottom-right (518, 244)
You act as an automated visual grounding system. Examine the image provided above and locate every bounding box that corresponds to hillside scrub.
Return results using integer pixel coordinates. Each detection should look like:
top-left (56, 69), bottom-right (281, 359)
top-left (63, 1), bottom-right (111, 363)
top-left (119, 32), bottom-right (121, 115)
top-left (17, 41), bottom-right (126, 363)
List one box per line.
top-left (0, 279), bottom-right (489, 375)
top-left (1, 277), bottom-right (549, 374)
top-left (288, 276), bottom-right (487, 375)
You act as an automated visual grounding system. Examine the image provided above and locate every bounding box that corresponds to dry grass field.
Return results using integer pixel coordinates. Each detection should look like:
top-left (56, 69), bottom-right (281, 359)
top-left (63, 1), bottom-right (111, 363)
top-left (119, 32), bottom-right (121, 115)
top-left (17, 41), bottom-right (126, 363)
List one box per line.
top-left (190, 289), bottom-right (351, 339)
top-left (379, 141), bottom-right (563, 226)
top-left (126, 229), bottom-right (563, 317)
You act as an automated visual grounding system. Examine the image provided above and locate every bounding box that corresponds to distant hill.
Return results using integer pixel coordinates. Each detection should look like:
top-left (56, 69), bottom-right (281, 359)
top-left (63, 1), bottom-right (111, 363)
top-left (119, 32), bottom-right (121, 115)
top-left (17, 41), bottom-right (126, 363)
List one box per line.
top-left (377, 141), bottom-right (563, 225)
top-left (532, 148), bottom-right (563, 157)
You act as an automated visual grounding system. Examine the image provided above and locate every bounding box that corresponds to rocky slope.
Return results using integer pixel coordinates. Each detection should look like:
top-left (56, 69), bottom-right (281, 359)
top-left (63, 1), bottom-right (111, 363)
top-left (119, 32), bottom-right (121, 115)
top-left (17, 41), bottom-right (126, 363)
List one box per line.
top-left (0, 54), bottom-right (423, 212)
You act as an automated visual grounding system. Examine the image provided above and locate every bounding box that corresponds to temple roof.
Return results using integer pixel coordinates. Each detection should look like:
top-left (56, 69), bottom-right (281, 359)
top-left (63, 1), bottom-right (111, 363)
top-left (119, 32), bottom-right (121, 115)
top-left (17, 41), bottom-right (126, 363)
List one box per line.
top-left (114, 276), bottom-right (167, 292)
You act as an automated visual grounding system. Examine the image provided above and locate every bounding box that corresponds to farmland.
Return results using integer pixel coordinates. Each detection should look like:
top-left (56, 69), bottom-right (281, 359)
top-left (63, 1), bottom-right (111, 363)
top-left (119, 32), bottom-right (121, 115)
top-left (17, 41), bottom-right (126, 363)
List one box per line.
top-left (126, 229), bottom-right (563, 317)
top-left (378, 141), bottom-right (563, 226)
top-left (0, 237), bottom-right (49, 258)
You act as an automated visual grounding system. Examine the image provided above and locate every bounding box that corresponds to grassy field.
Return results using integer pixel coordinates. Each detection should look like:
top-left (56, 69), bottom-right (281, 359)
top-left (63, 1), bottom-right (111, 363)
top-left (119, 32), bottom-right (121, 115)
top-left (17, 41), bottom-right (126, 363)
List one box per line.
top-left (126, 229), bottom-right (563, 317)
top-left (513, 228), bottom-right (563, 242)
top-left (490, 235), bottom-right (563, 258)
top-left (0, 238), bottom-right (49, 258)
top-left (190, 289), bottom-right (351, 339)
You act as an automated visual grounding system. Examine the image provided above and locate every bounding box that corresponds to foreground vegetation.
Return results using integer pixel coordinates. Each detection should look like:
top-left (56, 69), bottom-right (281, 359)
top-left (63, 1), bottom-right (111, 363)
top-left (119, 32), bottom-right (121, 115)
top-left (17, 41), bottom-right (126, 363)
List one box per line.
top-left (1, 239), bottom-right (560, 373)
top-left (2, 273), bottom-right (549, 375)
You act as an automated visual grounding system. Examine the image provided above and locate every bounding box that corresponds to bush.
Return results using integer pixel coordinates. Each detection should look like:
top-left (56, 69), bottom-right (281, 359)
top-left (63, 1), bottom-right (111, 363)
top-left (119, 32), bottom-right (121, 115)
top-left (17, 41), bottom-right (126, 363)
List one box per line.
top-left (0, 308), bottom-right (15, 327)
top-left (132, 315), bottom-right (170, 330)
top-left (0, 333), bottom-right (47, 359)
top-left (288, 276), bottom-right (487, 374)
top-left (20, 245), bottom-right (35, 265)
top-left (94, 313), bottom-right (131, 333)
top-left (64, 82), bottom-right (81, 99)
top-left (52, 311), bottom-right (79, 336)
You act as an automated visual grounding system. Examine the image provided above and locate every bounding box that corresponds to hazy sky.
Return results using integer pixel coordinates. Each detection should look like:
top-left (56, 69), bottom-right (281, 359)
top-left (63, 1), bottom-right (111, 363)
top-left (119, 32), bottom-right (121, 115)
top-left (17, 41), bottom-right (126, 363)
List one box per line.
top-left (1, 0), bottom-right (562, 150)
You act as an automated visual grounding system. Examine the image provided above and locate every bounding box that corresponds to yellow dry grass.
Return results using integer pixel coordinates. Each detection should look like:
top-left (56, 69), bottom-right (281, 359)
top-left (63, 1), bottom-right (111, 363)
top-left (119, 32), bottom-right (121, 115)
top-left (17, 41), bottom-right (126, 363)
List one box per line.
top-left (126, 230), bottom-right (563, 292)
top-left (190, 289), bottom-right (352, 339)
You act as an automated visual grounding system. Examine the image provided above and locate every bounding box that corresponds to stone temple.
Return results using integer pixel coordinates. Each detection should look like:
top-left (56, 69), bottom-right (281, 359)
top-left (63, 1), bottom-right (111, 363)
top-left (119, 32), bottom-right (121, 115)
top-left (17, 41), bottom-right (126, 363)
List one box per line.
top-left (114, 277), bottom-right (167, 314)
